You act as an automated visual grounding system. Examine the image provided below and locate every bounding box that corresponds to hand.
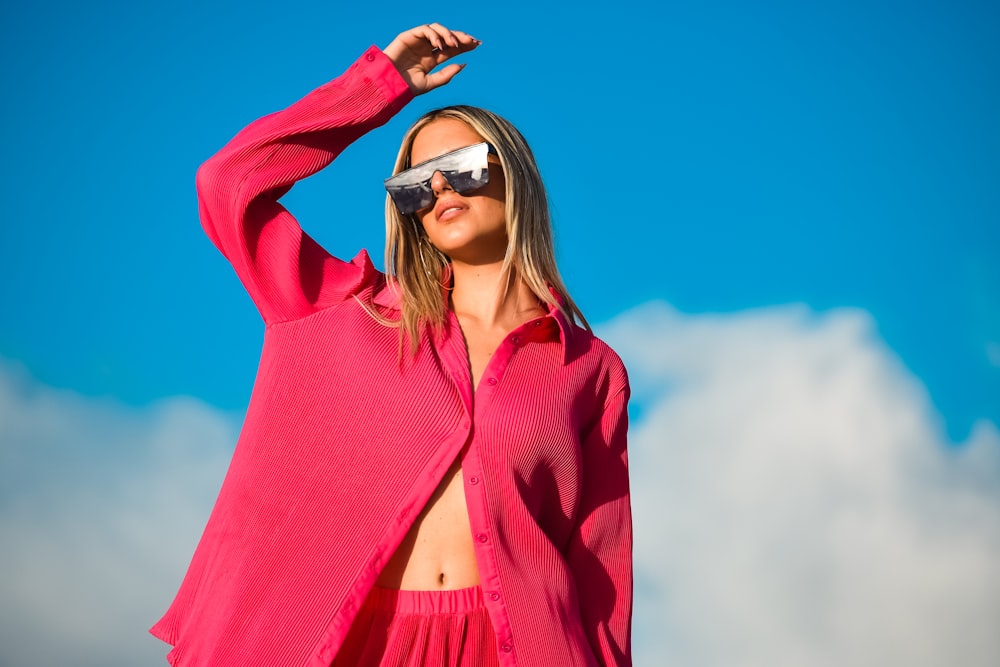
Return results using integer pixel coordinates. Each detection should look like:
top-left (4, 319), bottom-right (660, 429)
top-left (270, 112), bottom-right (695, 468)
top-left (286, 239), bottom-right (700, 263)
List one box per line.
top-left (384, 24), bottom-right (480, 95)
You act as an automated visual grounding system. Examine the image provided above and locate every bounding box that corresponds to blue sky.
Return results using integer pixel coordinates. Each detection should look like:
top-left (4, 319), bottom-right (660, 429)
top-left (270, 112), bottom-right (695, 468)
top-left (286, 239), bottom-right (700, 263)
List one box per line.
top-left (1, 1), bottom-right (998, 665)
top-left (1, 0), bottom-right (996, 438)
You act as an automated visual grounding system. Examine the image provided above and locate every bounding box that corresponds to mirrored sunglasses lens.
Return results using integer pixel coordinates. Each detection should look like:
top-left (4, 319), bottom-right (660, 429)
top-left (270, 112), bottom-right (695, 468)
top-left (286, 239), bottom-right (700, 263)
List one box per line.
top-left (389, 185), bottom-right (433, 215)
top-left (385, 143), bottom-right (492, 214)
top-left (442, 168), bottom-right (489, 194)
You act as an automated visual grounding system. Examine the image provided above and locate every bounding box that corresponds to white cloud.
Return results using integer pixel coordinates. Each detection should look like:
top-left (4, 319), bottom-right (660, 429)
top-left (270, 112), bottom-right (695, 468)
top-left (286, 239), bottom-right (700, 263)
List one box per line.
top-left (2, 299), bottom-right (998, 667)
top-left (0, 360), bottom-right (236, 667)
top-left (600, 302), bottom-right (1000, 667)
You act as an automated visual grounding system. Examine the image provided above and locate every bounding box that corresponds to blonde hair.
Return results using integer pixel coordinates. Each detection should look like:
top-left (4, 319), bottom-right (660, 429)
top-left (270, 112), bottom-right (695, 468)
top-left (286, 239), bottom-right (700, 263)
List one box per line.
top-left (383, 106), bottom-right (588, 352)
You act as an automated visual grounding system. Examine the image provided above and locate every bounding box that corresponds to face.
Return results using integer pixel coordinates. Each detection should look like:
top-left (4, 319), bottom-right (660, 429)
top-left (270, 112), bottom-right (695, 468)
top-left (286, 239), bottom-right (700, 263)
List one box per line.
top-left (408, 118), bottom-right (507, 266)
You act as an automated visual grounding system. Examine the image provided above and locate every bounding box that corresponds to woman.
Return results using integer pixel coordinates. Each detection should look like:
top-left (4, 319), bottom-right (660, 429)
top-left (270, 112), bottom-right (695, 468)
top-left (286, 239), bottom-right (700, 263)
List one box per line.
top-left (151, 24), bottom-right (632, 667)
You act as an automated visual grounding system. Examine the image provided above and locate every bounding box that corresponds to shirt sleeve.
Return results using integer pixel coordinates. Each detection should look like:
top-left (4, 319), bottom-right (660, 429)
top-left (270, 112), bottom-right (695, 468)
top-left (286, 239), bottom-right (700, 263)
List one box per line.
top-left (566, 382), bottom-right (633, 666)
top-left (195, 46), bottom-right (414, 324)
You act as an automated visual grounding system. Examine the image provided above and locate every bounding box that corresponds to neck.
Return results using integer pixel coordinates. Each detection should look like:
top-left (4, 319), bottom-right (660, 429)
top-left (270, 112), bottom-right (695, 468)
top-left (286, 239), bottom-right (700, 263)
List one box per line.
top-left (449, 260), bottom-right (543, 329)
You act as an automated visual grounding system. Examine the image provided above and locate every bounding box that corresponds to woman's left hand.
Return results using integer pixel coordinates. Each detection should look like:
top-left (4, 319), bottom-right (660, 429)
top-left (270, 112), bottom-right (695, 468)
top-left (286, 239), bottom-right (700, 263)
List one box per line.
top-left (383, 23), bottom-right (481, 95)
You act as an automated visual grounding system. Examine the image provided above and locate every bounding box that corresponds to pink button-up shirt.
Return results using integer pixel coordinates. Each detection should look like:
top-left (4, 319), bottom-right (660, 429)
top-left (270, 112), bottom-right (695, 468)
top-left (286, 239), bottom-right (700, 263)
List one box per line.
top-left (151, 46), bottom-right (632, 667)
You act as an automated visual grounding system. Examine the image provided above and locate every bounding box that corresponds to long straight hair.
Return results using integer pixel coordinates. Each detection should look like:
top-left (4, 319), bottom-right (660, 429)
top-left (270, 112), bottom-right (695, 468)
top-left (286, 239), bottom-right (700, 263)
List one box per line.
top-left (383, 106), bottom-right (588, 352)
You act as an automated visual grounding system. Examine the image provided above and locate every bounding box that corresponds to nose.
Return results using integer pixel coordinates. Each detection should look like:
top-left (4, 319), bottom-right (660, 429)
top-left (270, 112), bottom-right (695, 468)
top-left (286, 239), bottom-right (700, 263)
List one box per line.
top-left (430, 170), bottom-right (454, 195)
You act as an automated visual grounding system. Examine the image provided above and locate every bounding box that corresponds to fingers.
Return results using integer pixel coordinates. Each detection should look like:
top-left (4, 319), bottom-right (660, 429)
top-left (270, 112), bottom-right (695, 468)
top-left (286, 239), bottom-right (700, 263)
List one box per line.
top-left (399, 23), bottom-right (479, 55)
top-left (423, 22), bottom-right (457, 51)
top-left (383, 24), bottom-right (480, 95)
top-left (423, 62), bottom-right (467, 91)
top-left (415, 23), bottom-right (472, 51)
top-left (445, 30), bottom-right (480, 55)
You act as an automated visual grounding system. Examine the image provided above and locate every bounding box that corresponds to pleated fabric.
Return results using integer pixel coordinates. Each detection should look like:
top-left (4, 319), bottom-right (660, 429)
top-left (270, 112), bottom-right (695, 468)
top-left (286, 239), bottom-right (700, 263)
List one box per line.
top-left (333, 587), bottom-right (500, 667)
top-left (151, 45), bottom-right (633, 667)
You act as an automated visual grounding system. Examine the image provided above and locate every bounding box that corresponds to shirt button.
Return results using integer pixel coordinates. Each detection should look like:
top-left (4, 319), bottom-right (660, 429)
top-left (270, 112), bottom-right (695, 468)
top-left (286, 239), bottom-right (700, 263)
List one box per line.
top-left (489, 591), bottom-right (500, 601)
top-left (486, 377), bottom-right (497, 386)
top-left (511, 335), bottom-right (521, 345)
top-left (477, 533), bottom-right (489, 543)
top-left (501, 642), bottom-right (513, 653)
top-left (365, 52), bottom-right (375, 62)
top-left (533, 320), bottom-right (542, 327)
top-left (468, 476), bottom-right (480, 485)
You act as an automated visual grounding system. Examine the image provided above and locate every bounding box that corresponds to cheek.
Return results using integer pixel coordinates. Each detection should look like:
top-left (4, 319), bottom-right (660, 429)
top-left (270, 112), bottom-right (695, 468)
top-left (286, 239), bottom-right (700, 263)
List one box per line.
top-left (483, 197), bottom-right (507, 225)
top-left (478, 175), bottom-right (507, 222)
top-left (488, 168), bottom-right (507, 203)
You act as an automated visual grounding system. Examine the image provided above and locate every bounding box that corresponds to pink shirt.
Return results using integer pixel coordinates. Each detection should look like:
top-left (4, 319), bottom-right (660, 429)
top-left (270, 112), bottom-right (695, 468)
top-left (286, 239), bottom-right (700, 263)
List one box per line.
top-left (151, 46), bottom-right (632, 667)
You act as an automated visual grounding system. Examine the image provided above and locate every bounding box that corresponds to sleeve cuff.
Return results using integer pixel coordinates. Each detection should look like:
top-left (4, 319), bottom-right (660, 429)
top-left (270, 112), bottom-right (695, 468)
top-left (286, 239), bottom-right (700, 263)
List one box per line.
top-left (358, 44), bottom-right (415, 109)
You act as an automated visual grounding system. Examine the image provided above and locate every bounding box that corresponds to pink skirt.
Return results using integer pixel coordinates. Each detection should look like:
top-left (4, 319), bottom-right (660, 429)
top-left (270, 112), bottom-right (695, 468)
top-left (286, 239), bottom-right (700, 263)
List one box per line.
top-left (332, 586), bottom-right (501, 667)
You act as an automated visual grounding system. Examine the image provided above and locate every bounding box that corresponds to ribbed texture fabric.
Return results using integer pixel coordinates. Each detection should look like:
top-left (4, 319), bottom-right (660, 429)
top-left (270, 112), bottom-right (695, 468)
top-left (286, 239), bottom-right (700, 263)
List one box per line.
top-left (149, 47), bottom-right (632, 667)
top-left (333, 587), bottom-right (500, 667)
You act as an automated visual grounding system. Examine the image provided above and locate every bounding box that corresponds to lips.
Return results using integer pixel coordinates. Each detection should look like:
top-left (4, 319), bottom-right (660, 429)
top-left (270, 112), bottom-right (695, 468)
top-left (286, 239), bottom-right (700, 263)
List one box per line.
top-left (434, 198), bottom-right (468, 222)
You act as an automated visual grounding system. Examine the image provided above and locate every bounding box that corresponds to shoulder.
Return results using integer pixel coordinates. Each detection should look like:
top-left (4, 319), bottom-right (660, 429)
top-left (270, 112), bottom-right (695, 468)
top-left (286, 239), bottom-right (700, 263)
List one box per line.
top-left (566, 323), bottom-right (630, 401)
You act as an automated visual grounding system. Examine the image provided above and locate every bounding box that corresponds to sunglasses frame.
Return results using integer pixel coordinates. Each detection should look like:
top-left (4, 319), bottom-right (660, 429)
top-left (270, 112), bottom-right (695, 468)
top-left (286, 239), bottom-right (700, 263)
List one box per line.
top-left (384, 142), bottom-right (498, 215)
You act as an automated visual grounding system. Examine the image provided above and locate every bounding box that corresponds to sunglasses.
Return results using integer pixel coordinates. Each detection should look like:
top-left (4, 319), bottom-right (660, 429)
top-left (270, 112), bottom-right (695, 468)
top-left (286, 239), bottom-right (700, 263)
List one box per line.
top-left (384, 142), bottom-right (498, 215)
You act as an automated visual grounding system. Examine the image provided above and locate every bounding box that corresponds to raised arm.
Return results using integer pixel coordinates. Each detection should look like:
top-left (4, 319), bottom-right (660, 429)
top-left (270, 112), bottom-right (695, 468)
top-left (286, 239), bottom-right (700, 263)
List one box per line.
top-left (197, 25), bottom-right (479, 324)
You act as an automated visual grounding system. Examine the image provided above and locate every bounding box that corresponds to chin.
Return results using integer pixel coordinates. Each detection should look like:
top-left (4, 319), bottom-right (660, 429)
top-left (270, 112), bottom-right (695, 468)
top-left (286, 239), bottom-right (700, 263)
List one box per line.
top-left (427, 230), bottom-right (508, 265)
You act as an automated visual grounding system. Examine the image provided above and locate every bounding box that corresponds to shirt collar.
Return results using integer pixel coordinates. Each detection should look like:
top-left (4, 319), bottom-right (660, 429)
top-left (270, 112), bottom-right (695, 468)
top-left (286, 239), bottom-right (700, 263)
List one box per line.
top-left (372, 275), bottom-right (575, 365)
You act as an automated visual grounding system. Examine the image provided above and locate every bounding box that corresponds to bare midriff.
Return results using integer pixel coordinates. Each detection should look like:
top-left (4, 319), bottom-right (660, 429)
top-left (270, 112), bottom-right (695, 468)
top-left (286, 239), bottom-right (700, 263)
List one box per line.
top-left (376, 325), bottom-right (491, 590)
top-left (376, 301), bottom-right (544, 591)
top-left (375, 453), bottom-right (480, 590)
